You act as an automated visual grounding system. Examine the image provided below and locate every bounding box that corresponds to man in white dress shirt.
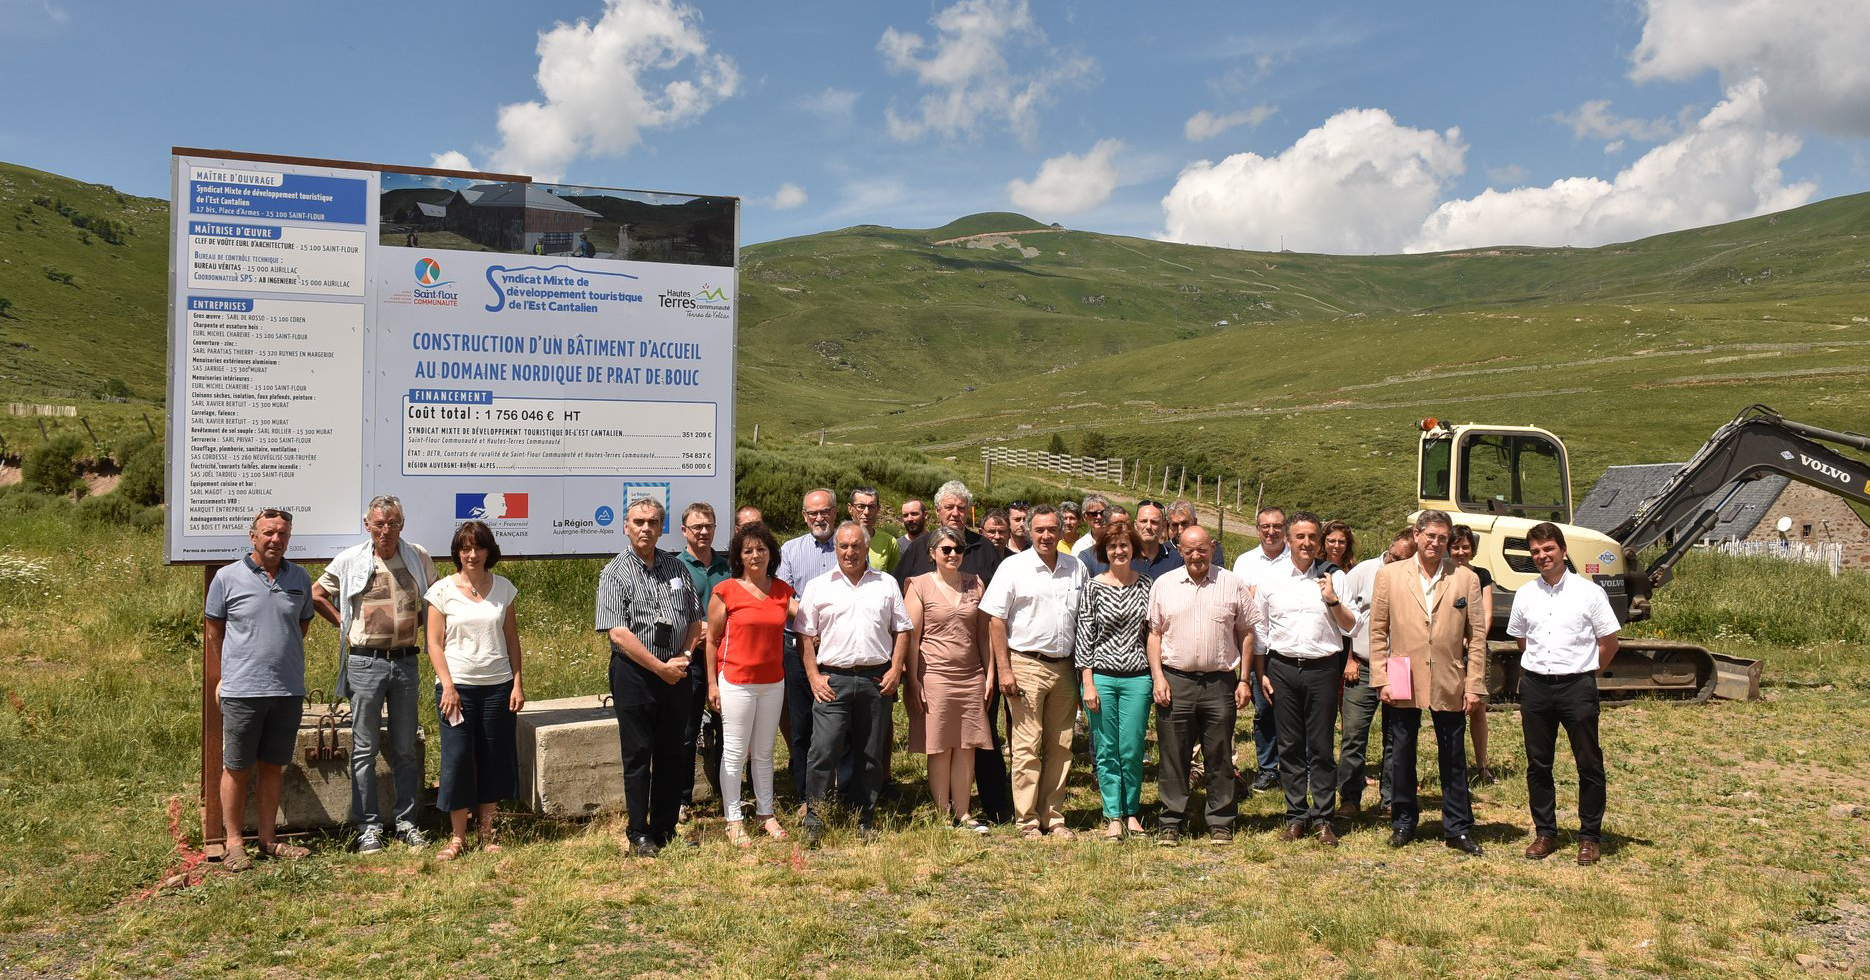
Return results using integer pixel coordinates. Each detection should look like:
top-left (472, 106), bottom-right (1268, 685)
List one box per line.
top-left (1507, 521), bottom-right (1621, 867)
top-left (983, 504), bottom-right (1087, 839)
top-left (1252, 511), bottom-right (1356, 845)
top-left (1232, 505), bottom-right (1290, 792)
top-left (797, 522), bottom-right (913, 844)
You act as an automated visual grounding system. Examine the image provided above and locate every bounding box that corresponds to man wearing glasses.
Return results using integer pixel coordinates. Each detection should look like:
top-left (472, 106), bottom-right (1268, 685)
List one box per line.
top-left (849, 486), bottom-right (899, 574)
top-left (1069, 494), bottom-right (1110, 557)
top-left (1232, 505), bottom-right (1292, 794)
top-left (1165, 500), bottom-right (1225, 568)
top-left (671, 502), bottom-right (733, 820)
top-left (209, 507), bottom-right (317, 870)
top-left (312, 496), bottom-right (438, 854)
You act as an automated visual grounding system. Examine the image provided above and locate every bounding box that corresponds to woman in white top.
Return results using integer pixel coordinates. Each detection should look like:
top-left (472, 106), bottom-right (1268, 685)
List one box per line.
top-left (424, 520), bottom-right (524, 860)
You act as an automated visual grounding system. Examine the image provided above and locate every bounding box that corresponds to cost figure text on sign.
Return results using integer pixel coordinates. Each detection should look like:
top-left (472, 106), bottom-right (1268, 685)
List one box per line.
top-left (401, 395), bottom-right (716, 477)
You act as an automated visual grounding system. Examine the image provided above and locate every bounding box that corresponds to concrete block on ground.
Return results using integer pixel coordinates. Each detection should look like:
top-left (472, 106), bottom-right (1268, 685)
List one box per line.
top-left (517, 693), bottom-right (711, 820)
top-left (240, 705), bottom-right (419, 832)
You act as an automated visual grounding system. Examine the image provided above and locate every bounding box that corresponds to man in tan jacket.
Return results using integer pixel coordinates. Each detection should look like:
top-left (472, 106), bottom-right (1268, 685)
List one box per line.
top-left (1369, 509), bottom-right (1488, 856)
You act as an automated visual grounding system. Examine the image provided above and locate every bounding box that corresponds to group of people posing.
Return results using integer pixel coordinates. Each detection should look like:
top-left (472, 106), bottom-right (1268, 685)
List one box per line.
top-left (205, 480), bottom-right (1620, 871)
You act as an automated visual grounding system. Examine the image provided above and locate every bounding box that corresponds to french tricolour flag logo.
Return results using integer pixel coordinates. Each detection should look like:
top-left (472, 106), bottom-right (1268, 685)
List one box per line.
top-left (456, 492), bottom-right (529, 520)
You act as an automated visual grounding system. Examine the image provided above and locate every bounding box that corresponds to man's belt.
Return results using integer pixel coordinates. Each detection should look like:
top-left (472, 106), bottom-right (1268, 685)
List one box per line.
top-left (352, 646), bottom-right (419, 660)
top-left (1013, 649), bottom-right (1071, 663)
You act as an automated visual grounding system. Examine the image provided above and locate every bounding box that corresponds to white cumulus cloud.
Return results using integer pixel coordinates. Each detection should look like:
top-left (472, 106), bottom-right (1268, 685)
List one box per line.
top-left (1158, 108), bottom-right (1465, 253)
top-left (436, 0), bottom-right (738, 182)
top-left (1183, 105), bottom-right (1277, 141)
top-left (1410, 79), bottom-right (1814, 251)
top-left (771, 183), bottom-right (808, 210)
top-left (1007, 139), bottom-right (1123, 214)
top-left (878, 0), bottom-right (1093, 143)
top-left (1631, 0), bottom-right (1870, 136)
top-left (430, 150), bottom-right (476, 172)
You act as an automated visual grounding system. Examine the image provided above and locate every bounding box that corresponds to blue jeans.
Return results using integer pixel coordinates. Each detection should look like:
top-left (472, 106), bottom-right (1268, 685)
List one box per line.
top-left (347, 653), bottom-right (423, 832)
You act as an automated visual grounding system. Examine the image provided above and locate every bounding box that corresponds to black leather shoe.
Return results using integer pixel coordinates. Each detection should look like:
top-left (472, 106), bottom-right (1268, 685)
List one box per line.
top-left (1388, 827), bottom-right (1413, 848)
top-left (1251, 773), bottom-right (1280, 793)
top-left (629, 836), bottom-right (661, 859)
top-left (1445, 834), bottom-right (1484, 856)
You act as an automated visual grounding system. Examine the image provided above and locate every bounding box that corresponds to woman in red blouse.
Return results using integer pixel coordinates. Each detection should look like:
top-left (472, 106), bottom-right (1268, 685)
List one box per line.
top-left (705, 522), bottom-right (796, 846)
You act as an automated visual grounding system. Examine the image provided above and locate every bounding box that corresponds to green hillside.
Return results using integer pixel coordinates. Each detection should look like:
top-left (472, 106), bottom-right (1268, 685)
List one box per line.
top-left (3, 156), bottom-right (1869, 521)
top-left (0, 163), bottom-right (168, 402)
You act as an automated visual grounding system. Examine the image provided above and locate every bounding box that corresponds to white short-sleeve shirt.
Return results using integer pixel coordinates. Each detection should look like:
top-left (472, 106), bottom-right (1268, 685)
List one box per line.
top-left (1507, 571), bottom-right (1621, 675)
top-left (425, 574), bottom-right (517, 686)
top-left (979, 548), bottom-right (1086, 658)
top-left (1253, 559), bottom-right (1356, 659)
top-left (797, 567), bottom-right (912, 668)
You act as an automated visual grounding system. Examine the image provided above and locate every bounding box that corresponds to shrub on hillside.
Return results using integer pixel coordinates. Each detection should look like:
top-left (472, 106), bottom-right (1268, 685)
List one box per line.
top-left (21, 434), bottom-right (87, 496)
top-left (118, 443), bottom-right (164, 506)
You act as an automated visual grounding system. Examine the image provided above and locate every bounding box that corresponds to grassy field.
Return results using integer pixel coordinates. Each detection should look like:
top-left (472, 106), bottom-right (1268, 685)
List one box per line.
top-left (2, 507), bottom-right (1868, 978)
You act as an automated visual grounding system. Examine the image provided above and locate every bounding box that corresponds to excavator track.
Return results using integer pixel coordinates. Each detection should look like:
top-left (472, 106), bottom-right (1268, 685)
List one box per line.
top-left (1484, 639), bottom-right (1760, 706)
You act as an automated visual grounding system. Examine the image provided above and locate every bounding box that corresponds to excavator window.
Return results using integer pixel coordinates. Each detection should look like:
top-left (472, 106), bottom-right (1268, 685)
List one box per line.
top-left (1459, 433), bottom-right (1568, 522)
top-left (1420, 437), bottom-right (1452, 500)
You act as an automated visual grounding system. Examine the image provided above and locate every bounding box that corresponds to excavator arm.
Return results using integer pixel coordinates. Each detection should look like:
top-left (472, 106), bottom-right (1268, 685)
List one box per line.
top-left (1608, 404), bottom-right (1870, 589)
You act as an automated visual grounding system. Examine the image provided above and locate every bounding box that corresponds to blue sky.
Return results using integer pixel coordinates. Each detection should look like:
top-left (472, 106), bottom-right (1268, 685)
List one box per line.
top-left (2, 0), bottom-right (1865, 252)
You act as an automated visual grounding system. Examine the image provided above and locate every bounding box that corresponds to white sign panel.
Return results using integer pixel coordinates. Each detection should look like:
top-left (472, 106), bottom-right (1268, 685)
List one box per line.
top-left (166, 152), bottom-right (738, 562)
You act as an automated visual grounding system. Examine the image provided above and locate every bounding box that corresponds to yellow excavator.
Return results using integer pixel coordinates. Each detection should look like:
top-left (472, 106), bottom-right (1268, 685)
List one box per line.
top-left (1415, 404), bottom-right (1870, 703)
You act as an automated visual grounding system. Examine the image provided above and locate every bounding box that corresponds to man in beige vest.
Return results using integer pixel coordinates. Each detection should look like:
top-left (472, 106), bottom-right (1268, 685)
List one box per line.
top-left (1369, 509), bottom-right (1488, 856)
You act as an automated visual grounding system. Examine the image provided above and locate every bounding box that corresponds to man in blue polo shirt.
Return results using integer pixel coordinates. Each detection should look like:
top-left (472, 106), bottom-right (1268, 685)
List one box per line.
top-left (206, 507), bottom-right (317, 871)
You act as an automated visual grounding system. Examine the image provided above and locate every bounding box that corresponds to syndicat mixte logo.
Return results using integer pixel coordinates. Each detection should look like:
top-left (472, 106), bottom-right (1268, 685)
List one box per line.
top-left (411, 257), bottom-right (458, 306)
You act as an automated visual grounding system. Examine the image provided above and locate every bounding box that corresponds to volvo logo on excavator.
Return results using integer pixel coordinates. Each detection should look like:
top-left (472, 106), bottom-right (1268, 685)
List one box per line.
top-left (1797, 453), bottom-right (1853, 486)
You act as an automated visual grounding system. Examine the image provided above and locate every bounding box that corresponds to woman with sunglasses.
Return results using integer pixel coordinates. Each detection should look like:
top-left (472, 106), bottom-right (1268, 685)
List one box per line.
top-left (1075, 519), bottom-right (1153, 839)
top-left (904, 525), bottom-right (994, 832)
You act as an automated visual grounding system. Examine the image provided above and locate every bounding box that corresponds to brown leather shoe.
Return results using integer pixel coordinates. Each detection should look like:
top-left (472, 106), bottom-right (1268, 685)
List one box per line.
top-left (1317, 823), bottom-right (1340, 847)
top-left (1279, 821), bottom-right (1306, 842)
top-left (1524, 835), bottom-right (1560, 860)
top-left (1576, 840), bottom-right (1601, 866)
top-left (1334, 802), bottom-right (1360, 820)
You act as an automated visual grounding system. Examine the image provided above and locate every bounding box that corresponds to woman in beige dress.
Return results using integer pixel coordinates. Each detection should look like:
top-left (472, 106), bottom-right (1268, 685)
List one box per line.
top-left (904, 525), bottom-right (994, 832)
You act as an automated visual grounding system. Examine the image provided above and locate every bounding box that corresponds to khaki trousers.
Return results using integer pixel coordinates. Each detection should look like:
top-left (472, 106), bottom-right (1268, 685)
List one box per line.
top-left (1008, 654), bottom-right (1078, 830)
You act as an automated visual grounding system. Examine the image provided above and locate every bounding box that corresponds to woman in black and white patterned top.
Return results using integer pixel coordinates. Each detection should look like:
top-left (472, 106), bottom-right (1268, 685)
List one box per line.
top-left (1074, 518), bottom-right (1153, 840)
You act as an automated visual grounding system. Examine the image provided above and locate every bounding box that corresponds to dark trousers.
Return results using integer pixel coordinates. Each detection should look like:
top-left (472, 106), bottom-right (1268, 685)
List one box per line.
top-left (1521, 672), bottom-right (1605, 841)
top-left (1385, 705), bottom-right (1472, 838)
top-left (1155, 670), bottom-right (1238, 832)
top-left (803, 667), bottom-right (892, 830)
top-left (782, 639), bottom-right (816, 799)
top-left (1249, 667), bottom-right (1278, 776)
top-left (434, 680), bottom-right (517, 812)
top-left (974, 691), bottom-right (1013, 823)
top-left (609, 653), bottom-right (694, 845)
top-left (1338, 660), bottom-right (1394, 809)
top-left (1269, 654), bottom-right (1339, 822)
top-left (680, 650), bottom-right (723, 808)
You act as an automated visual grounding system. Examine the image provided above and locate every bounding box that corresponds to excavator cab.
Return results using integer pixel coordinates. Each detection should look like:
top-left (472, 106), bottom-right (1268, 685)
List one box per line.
top-left (1416, 419), bottom-right (1628, 602)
